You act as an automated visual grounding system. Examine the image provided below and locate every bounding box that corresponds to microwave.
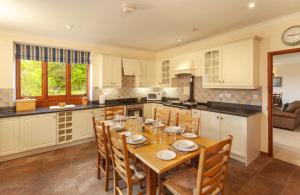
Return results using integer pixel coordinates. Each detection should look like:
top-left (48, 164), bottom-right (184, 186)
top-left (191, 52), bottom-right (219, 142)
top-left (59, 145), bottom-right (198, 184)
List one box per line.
top-left (147, 92), bottom-right (163, 101)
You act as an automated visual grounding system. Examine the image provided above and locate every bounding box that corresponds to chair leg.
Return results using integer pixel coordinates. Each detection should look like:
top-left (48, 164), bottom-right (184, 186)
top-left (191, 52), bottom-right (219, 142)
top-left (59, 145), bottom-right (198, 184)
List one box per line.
top-left (97, 153), bottom-right (101, 179)
top-left (127, 185), bottom-right (133, 195)
top-left (105, 159), bottom-right (110, 192)
top-left (113, 172), bottom-right (119, 195)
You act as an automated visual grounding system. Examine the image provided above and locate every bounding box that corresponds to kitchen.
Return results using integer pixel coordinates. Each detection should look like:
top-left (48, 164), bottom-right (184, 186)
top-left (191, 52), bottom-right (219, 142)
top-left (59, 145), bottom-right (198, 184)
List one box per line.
top-left (1, 0), bottom-right (300, 194)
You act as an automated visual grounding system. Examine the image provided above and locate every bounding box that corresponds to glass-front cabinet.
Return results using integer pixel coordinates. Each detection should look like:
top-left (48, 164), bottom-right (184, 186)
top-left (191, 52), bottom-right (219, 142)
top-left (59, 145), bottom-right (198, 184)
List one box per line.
top-left (203, 49), bottom-right (221, 87)
top-left (157, 59), bottom-right (171, 86)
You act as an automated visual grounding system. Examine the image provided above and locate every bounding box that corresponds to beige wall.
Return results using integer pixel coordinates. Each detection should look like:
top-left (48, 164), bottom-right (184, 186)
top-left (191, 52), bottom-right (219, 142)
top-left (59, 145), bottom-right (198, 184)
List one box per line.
top-left (0, 30), bottom-right (156, 89)
top-left (156, 12), bottom-right (300, 153)
top-left (273, 63), bottom-right (300, 104)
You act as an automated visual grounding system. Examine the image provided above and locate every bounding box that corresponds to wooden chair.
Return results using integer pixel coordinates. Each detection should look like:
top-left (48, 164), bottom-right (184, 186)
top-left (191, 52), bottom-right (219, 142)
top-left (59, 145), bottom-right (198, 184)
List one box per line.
top-left (154, 107), bottom-right (171, 126)
top-left (107, 127), bottom-right (145, 195)
top-left (92, 117), bottom-right (111, 192)
top-left (176, 113), bottom-right (200, 135)
top-left (162, 136), bottom-right (233, 195)
top-left (105, 106), bottom-right (125, 120)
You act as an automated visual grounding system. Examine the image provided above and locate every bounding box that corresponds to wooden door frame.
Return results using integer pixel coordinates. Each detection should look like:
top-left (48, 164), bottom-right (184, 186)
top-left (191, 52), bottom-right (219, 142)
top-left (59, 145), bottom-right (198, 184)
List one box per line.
top-left (268, 47), bottom-right (300, 156)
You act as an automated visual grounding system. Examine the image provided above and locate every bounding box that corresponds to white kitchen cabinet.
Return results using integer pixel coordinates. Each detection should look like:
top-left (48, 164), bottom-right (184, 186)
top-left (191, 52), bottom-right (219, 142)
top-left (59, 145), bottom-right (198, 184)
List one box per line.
top-left (73, 110), bottom-right (94, 140)
top-left (200, 111), bottom-right (221, 141)
top-left (200, 110), bottom-right (260, 165)
top-left (122, 58), bottom-right (141, 76)
top-left (102, 55), bottom-right (122, 88)
top-left (202, 48), bottom-right (222, 87)
top-left (0, 117), bottom-right (20, 156)
top-left (220, 114), bottom-right (246, 157)
top-left (221, 38), bottom-right (259, 88)
top-left (20, 114), bottom-right (56, 152)
top-left (202, 37), bottom-right (260, 89)
top-left (156, 59), bottom-right (172, 87)
top-left (138, 60), bottom-right (157, 87)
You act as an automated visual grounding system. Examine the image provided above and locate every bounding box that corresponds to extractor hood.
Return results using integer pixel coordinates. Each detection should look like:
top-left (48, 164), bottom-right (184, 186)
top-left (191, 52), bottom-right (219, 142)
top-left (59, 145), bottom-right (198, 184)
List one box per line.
top-left (174, 60), bottom-right (196, 75)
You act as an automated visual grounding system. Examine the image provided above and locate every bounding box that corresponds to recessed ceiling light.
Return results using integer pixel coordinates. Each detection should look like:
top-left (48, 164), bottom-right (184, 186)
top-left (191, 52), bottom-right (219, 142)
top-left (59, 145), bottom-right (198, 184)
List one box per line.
top-left (248, 2), bottom-right (256, 8)
top-left (65, 25), bottom-right (73, 29)
top-left (177, 38), bottom-right (182, 43)
top-left (122, 4), bottom-right (136, 13)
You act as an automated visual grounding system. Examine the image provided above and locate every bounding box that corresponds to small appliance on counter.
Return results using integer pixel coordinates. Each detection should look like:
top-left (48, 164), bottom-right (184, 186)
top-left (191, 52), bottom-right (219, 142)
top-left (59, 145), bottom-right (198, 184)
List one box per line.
top-left (16, 98), bottom-right (36, 112)
top-left (98, 89), bottom-right (105, 104)
top-left (147, 92), bottom-right (162, 101)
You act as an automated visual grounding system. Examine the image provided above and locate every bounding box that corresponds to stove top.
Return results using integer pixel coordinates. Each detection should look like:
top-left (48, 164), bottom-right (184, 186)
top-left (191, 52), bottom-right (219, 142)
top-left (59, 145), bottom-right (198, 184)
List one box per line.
top-left (165, 101), bottom-right (198, 108)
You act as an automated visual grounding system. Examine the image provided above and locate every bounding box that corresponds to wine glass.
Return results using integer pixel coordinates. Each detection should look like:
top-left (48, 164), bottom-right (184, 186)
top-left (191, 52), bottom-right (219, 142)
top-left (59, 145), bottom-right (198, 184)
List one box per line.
top-left (179, 124), bottom-right (185, 136)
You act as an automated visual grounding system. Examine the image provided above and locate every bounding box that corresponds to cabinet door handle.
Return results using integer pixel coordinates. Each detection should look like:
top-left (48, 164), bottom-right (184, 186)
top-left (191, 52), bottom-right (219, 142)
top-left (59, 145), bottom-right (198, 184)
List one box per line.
top-left (217, 116), bottom-right (220, 119)
top-left (220, 117), bottom-right (224, 120)
top-left (222, 81), bottom-right (224, 84)
top-left (218, 80), bottom-right (221, 83)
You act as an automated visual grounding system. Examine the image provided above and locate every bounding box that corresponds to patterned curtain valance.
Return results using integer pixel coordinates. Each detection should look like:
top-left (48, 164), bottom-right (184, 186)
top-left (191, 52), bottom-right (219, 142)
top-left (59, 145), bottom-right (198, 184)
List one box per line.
top-left (15, 43), bottom-right (91, 64)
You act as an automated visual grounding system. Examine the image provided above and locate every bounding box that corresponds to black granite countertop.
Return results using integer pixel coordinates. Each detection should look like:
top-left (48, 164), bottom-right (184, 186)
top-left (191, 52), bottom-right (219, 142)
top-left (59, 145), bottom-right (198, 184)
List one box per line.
top-left (0, 98), bottom-right (261, 119)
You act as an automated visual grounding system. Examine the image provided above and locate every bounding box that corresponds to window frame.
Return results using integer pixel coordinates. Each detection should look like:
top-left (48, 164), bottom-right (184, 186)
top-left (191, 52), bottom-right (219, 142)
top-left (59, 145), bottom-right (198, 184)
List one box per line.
top-left (16, 59), bottom-right (89, 107)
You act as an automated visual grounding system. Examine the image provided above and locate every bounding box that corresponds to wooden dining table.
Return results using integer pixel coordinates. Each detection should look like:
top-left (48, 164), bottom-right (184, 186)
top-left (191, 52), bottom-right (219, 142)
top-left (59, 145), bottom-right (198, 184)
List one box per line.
top-left (107, 121), bottom-right (217, 195)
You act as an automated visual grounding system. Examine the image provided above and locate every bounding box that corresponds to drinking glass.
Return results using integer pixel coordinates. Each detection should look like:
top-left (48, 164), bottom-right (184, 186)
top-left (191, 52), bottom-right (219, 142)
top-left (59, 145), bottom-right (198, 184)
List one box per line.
top-left (150, 122), bottom-right (159, 143)
top-left (179, 124), bottom-right (185, 136)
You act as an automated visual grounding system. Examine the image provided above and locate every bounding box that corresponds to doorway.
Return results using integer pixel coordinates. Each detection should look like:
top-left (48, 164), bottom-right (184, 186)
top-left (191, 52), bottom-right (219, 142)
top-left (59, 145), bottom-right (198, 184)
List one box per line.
top-left (268, 48), bottom-right (300, 165)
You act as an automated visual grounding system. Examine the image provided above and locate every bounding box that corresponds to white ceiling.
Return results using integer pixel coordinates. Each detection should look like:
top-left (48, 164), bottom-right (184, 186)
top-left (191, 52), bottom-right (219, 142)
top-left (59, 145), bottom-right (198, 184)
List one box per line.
top-left (1, 0), bottom-right (300, 51)
top-left (274, 52), bottom-right (300, 66)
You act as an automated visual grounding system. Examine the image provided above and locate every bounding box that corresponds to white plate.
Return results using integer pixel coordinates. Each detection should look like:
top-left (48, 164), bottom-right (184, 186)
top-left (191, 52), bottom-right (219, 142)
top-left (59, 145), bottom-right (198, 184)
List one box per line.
top-left (104, 120), bottom-right (113, 126)
top-left (176, 140), bottom-right (195, 148)
top-left (120, 131), bottom-right (132, 137)
top-left (156, 150), bottom-right (176, 161)
top-left (127, 136), bottom-right (146, 145)
top-left (127, 134), bottom-right (146, 144)
top-left (173, 141), bottom-right (199, 152)
top-left (111, 124), bottom-right (124, 131)
top-left (164, 126), bottom-right (183, 133)
top-left (145, 118), bottom-right (155, 124)
top-left (182, 133), bottom-right (198, 139)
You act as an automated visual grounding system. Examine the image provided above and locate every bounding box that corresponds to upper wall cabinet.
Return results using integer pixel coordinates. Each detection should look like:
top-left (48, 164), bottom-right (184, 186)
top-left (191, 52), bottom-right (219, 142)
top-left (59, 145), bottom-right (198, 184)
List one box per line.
top-left (203, 48), bottom-right (222, 87)
top-left (138, 59), bottom-right (157, 87)
top-left (122, 58), bottom-right (141, 76)
top-left (202, 37), bottom-right (260, 89)
top-left (156, 59), bottom-right (172, 87)
top-left (102, 55), bottom-right (122, 88)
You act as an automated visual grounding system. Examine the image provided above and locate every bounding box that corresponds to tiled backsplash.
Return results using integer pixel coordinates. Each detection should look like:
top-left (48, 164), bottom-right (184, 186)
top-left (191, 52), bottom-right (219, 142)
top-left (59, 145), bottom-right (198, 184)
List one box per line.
top-left (93, 74), bottom-right (262, 106)
top-left (0, 75), bottom-right (261, 108)
top-left (0, 88), bottom-right (15, 108)
top-left (172, 75), bottom-right (262, 105)
top-left (92, 75), bottom-right (159, 100)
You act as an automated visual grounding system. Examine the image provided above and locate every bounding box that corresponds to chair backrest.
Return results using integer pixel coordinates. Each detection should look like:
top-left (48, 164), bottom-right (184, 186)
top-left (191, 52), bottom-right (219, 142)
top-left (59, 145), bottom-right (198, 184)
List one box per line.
top-left (92, 117), bottom-right (109, 159)
top-left (154, 107), bottom-right (171, 126)
top-left (107, 127), bottom-right (132, 188)
top-left (105, 106), bottom-right (125, 120)
top-left (194, 136), bottom-right (233, 195)
top-left (176, 113), bottom-right (200, 135)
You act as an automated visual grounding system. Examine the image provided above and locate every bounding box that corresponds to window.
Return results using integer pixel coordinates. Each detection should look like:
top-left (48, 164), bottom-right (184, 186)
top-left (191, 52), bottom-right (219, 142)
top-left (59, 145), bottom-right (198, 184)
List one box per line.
top-left (71, 64), bottom-right (87, 95)
top-left (15, 43), bottom-right (90, 106)
top-left (48, 62), bottom-right (66, 96)
top-left (17, 60), bottom-right (89, 99)
top-left (20, 60), bottom-right (42, 97)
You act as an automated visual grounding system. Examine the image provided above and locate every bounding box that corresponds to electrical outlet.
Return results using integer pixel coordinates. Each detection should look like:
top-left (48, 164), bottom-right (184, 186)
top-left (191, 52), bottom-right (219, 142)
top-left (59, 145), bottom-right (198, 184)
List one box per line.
top-left (253, 95), bottom-right (259, 100)
top-left (225, 94), bottom-right (231, 98)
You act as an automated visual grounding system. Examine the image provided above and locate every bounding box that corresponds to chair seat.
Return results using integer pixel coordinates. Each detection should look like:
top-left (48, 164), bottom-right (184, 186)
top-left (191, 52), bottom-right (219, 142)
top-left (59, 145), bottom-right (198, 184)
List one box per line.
top-left (163, 167), bottom-right (221, 195)
top-left (163, 167), bottom-right (197, 195)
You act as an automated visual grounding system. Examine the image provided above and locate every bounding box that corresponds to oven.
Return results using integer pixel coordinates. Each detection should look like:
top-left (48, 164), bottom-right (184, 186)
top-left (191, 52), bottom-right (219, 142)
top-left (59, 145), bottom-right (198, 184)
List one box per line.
top-left (126, 104), bottom-right (143, 117)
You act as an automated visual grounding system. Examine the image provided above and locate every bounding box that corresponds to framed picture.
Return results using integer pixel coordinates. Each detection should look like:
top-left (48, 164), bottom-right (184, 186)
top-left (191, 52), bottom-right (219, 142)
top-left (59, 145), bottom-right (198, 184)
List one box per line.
top-left (273, 77), bottom-right (282, 87)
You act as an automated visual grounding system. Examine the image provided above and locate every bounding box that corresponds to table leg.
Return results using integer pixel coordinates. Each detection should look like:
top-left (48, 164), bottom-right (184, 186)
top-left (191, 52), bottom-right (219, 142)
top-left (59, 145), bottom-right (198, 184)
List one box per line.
top-left (145, 165), bottom-right (157, 195)
top-left (191, 156), bottom-right (199, 168)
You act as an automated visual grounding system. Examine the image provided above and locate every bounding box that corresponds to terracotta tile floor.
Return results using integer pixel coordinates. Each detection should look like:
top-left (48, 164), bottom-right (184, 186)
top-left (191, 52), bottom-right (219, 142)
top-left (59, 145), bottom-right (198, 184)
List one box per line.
top-left (1, 141), bottom-right (300, 195)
